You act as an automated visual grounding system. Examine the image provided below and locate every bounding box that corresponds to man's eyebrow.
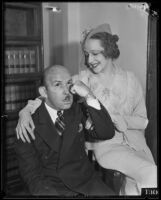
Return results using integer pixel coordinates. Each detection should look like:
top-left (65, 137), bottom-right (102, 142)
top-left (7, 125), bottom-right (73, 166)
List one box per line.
top-left (51, 80), bottom-right (62, 84)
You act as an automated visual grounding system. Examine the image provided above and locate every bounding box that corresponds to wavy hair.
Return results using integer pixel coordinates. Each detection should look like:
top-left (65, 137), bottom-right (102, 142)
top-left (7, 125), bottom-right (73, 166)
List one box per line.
top-left (82, 32), bottom-right (120, 60)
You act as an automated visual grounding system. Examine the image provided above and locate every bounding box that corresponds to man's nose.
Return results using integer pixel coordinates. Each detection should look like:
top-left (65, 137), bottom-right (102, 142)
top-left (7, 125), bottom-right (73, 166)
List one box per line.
top-left (63, 86), bottom-right (70, 94)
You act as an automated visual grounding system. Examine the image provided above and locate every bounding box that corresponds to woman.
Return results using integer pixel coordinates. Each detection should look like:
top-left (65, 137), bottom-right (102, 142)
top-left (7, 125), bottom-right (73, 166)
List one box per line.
top-left (16, 24), bottom-right (157, 195)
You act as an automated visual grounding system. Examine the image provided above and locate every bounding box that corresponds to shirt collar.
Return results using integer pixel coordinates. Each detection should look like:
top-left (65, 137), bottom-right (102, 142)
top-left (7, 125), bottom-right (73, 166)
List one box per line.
top-left (44, 103), bottom-right (63, 123)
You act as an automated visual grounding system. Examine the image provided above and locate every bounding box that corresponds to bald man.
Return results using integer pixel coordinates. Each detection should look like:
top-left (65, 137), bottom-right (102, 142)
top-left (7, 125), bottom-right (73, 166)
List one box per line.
top-left (15, 65), bottom-right (115, 196)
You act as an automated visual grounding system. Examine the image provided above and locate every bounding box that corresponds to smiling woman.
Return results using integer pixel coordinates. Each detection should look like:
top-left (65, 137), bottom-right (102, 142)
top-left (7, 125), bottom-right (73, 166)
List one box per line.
top-left (73, 23), bottom-right (157, 195)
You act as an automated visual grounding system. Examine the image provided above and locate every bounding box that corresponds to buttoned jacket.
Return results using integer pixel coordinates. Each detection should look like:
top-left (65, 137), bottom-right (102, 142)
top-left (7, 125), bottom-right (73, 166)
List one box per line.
top-left (15, 100), bottom-right (115, 195)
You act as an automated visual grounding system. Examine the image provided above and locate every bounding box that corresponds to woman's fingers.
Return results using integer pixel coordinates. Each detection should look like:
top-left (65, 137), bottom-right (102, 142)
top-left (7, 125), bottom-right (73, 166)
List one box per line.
top-left (18, 126), bottom-right (27, 143)
top-left (20, 124), bottom-right (31, 143)
top-left (29, 120), bottom-right (35, 140)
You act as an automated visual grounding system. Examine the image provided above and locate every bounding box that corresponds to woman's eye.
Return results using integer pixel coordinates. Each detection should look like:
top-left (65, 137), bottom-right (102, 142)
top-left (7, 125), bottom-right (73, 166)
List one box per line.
top-left (55, 83), bottom-right (61, 87)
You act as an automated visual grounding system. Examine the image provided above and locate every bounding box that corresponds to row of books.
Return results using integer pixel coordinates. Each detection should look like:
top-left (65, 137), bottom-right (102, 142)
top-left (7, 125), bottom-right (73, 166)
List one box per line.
top-left (7, 156), bottom-right (18, 170)
top-left (5, 84), bottom-right (36, 111)
top-left (7, 167), bottom-right (19, 179)
top-left (5, 49), bottom-right (38, 74)
top-left (5, 101), bottom-right (27, 113)
top-left (6, 123), bottom-right (17, 137)
top-left (6, 135), bottom-right (16, 149)
top-left (6, 119), bottom-right (18, 130)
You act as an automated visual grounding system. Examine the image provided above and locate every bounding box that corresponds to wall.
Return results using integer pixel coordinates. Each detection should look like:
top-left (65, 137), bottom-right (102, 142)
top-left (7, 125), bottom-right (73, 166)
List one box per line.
top-left (42, 2), bottom-right (80, 76)
top-left (42, 2), bottom-right (68, 68)
top-left (42, 2), bottom-right (148, 94)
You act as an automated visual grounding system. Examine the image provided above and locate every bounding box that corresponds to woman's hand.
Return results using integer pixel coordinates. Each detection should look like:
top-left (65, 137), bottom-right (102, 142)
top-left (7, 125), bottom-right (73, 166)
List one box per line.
top-left (16, 109), bottom-right (35, 143)
top-left (70, 81), bottom-right (95, 99)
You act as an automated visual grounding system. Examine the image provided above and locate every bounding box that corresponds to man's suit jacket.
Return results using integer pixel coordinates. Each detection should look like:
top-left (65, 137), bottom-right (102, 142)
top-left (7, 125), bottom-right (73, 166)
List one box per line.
top-left (15, 100), bottom-right (115, 196)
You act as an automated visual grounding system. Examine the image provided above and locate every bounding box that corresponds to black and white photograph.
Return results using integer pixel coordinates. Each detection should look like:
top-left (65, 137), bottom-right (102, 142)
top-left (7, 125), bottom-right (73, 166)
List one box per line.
top-left (1, 2), bottom-right (159, 199)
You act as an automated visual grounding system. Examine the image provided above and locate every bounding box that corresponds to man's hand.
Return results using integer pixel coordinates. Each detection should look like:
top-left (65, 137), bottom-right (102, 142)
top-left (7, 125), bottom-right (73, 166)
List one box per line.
top-left (70, 81), bottom-right (95, 99)
top-left (16, 109), bottom-right (35, 143)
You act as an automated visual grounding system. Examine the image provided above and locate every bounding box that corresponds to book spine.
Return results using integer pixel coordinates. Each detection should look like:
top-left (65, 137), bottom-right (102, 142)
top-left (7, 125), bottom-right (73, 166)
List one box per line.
top-left (5, 85), bottom-right (12, 111)
top-left (24, 49), bottom-right (30, 73)
top-left (5, 51), bottom-right (9, 74)
top-left (9, 51), bottom-right (15, 74)
top-left (16, 85), bottom-right (20, 110)
top-left (5, 51), bottom-right (12, 75)
top-left (19, 50), bottom-right (25, 73)
top-left (27, 84), bottom-right (32, 101)
top-left (13, 50), bottom-right (19, 74)
top-left (31, 84), bottom-right (36, 99)
top-left (10, 85), bottom-right (16, 111)
top-left (29, 50), bottom-right (36, 73)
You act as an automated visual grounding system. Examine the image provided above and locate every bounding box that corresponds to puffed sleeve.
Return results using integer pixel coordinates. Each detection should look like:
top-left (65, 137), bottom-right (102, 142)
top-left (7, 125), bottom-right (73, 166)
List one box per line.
top-left (19, 97), bottom-right (42, 116)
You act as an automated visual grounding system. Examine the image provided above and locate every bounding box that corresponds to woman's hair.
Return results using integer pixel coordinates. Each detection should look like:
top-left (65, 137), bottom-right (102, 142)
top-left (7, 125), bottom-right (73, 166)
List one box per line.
top-left (83, 32), bottom-right (120, 60)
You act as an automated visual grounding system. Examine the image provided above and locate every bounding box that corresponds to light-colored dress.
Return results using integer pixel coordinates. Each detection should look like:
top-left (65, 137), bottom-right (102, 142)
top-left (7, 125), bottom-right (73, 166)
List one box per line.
top-left (73, 64), bottom-right (157, 195)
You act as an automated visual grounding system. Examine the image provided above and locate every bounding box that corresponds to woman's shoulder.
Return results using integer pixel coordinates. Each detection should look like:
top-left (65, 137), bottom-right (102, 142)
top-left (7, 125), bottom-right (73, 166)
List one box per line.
top-left (126, 70), bottom-right (141, 88)
top-left (114, 65), bottom-right (142, 93)
top-left (125, 70), bottom-right (143, 99)
top-left (113, 65), bottom-right (127, 85)
top-left (115, 65), bottom-right (139, 85)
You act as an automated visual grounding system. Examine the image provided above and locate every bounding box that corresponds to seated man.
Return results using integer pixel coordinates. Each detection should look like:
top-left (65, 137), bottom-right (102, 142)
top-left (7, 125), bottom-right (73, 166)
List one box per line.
top-left (15, 65), bottom-right (116, 196)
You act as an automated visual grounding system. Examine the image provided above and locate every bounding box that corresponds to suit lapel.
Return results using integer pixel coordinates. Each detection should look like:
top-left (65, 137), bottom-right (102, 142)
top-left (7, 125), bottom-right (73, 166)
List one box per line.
top-left (34, 102), bottom-right (61, 152)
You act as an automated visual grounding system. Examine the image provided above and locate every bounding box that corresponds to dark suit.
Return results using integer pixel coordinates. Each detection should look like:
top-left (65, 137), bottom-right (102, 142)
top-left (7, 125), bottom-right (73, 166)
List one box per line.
top-left (15, 100), bottom-right (115, 196)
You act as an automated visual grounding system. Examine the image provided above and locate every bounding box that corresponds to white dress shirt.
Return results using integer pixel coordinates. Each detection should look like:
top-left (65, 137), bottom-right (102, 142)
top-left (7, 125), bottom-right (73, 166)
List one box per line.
top-left (44, 103), bottom-right (63, 124)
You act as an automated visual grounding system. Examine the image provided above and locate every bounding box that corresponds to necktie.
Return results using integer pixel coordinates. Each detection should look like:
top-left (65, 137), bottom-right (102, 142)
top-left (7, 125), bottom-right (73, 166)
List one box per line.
top-left (55, 111), bottom-right (65, 136)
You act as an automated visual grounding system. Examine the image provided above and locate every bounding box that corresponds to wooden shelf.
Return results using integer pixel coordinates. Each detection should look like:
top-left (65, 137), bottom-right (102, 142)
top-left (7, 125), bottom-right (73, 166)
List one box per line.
top-left (3, 2), bottom-right (43, 195)
top-left (5, 73), bottom-right (42, 83)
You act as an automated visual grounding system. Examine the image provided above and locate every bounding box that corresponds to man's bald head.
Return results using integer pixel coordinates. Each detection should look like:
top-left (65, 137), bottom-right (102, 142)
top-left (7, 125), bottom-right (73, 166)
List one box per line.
top-left (39, 65), bottom-right (73, 110)
top-left (43, 65), bottom-right (71, 88)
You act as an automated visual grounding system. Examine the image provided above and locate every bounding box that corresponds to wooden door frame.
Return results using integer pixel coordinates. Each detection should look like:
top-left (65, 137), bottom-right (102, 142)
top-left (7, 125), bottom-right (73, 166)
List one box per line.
top-left (145, 13), bottom-right (158, 164)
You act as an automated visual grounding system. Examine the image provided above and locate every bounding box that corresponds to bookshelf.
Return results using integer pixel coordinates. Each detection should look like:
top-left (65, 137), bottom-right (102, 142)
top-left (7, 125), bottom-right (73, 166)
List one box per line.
top-left (3, 2), bottom-right (43, 195)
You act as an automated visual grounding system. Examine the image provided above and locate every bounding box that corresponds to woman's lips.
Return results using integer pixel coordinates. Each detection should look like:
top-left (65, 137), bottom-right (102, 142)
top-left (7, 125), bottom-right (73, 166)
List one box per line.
top-left (90, 63), bottom-right (99, 69)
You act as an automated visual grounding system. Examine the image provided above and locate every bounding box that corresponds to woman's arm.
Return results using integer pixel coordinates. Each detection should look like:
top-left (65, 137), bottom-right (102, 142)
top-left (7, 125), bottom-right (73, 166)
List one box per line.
top-left (71, 81), bottom-right (115, 140)
top-left (16, 98), bottom-right (42, 143)
top-left (111, 72), bottom-right (148, 133)
top-left (123, 72), bottom-right (148, 130)
top-left (110, 112), bottom-right (148, 133)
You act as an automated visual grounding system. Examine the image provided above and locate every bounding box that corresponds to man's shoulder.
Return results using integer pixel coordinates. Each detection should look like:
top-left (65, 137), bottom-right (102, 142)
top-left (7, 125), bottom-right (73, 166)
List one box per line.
top-left (32, 102), bottom-right (46, 122)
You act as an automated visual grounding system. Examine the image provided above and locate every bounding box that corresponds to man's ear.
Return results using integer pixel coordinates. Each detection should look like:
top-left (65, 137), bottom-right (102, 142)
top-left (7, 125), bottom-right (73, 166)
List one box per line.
top-left (38, 86), bottom-right (47, 98)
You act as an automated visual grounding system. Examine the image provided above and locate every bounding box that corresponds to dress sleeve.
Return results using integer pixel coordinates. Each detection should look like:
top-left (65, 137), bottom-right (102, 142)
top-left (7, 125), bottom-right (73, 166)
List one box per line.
top-left (19, 97), bottom-right (42, 116)
top-left (123, 72), bottom-right (148, 130)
